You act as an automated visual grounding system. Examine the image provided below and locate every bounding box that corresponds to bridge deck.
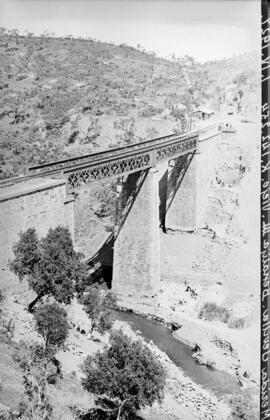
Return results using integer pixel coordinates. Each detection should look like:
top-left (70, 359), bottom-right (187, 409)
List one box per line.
top-left (0, 123), bottom-right (220, 191)
top-left (28, 123), bottom-right (218, 174)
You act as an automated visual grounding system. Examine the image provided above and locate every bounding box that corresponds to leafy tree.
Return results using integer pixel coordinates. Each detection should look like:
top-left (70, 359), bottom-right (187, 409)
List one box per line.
top-left (81, 330), bottom-right (166, 419)
top-left (81, 286), bottom-right (116, 335)
top-left (9, 93), bottom-right (28, 124)
top-left (9, 228), bottom-right (40, 281)
top-left (33, 303), bottom-right (69, 351)
top-left (0, 27), bottom-right (7, 36)
top-left (238, 89), bottom-right (244, 99)
top-left (9, 226), bottom-right (88, 311)
top-left (9, 28), bottom-right (19, 44)
top-left (183, 54), bottom-right (195, 67)
top-left (25, 30), bottom-right (34, 38)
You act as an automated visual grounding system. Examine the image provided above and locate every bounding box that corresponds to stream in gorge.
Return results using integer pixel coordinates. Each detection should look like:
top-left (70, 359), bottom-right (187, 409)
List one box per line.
top-left (116, 310), bottom-right (241, 398)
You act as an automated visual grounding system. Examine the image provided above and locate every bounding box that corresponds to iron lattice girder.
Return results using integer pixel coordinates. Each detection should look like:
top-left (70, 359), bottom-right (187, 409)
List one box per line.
top-left (29, 132), bottom-right (179, 175)
top-left (65, 136), bottom-right (197, 192)
top-left (155, 137), bottom-right (197, 162)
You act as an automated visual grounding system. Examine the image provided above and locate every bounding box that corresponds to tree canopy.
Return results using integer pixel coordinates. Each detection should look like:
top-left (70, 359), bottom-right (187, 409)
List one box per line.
top-left (81, 285), bottom-right (116, 335)
top-left (9, 226), bottom-right (88, 311)
top-left (81, 330), bottom-right (166, 418)
top-left (33, 303), bottom-right (70, 351)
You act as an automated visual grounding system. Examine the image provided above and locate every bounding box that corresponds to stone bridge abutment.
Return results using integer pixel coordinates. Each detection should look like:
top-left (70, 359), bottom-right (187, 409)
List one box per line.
top-left (0, 179), bottom-right (75, 273)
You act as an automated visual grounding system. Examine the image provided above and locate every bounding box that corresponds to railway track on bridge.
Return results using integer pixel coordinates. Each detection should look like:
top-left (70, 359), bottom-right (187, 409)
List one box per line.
top-left (0, 123), bottom-right (220, 191)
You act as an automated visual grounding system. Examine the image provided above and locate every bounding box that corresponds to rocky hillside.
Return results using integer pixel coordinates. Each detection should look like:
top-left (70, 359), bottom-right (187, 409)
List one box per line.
top-left (202, 54), bottom-right (260, 116)
top-left (0, 32), bottom-right (259, 179)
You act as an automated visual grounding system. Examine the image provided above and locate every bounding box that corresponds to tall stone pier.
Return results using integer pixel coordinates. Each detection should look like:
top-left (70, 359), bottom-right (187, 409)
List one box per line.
top-left (165, 136), bottom-right (213, 230)
top-left (112, 167), bottom-right (160, 309)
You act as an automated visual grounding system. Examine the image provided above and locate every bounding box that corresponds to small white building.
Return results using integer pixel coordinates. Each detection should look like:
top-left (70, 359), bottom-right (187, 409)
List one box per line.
top-left (191, 107), bottom-right (215, 120)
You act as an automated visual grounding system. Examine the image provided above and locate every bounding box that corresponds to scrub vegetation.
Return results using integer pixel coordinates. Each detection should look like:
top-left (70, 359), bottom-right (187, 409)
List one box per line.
top-left (0, 30), bottom-right (259, 179)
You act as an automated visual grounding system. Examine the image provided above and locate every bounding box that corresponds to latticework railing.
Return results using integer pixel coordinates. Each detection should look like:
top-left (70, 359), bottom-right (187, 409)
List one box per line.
top-left (64, 135), bottom-right (197, 191)
top-left (66, 152), bottom-right (152, 191)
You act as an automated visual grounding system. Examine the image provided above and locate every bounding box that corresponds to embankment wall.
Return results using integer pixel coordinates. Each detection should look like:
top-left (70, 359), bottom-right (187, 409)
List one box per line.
top-left (0, 178), bottom-right (74, 270)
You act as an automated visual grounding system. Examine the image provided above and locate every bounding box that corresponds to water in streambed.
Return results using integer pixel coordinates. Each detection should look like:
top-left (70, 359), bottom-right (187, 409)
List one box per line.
top-left (116, 311), bottom-right (241, 398)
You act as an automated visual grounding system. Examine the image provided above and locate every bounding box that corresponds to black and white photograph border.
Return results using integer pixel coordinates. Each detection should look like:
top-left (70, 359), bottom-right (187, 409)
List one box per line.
top-left (0, 1), bottom-right (265, 419)
top-left (261, 1), bottom-right (270, 419)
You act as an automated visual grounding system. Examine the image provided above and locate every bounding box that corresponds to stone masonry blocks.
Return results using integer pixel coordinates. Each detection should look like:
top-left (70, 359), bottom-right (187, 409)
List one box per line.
top-left (0, 179), bottom-right (75, 271)
top-left (112, 167), bottom-right (160, 307)
top-left (166, 153), bottom-right (196, 229)
top-left (165, 137), bottom-right (213, 230)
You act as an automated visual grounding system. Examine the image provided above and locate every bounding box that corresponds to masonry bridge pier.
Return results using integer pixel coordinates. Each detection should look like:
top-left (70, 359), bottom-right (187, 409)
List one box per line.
top-left (0, 124), bottom-right (221, 308)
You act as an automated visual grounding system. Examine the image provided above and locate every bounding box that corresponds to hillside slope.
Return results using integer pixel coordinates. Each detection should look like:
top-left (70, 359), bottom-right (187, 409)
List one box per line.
top-left (0, 34), bottom-right (259, 179)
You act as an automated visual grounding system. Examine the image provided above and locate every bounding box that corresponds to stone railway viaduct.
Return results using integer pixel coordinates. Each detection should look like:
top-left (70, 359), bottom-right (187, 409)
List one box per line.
top-left (0, 123), bottom-right (221, 307)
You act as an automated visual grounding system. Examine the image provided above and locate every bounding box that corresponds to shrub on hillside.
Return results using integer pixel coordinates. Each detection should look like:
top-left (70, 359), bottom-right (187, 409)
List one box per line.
top-left (0, 316), bottom-right (15, 344)
top-left (81, 286), bottom-right (116, 335)
top-left (81, 330), bottom-right (166, 419)
top-left (80, 117), bottom-right (101, 145)
top-left (0, 289), bottom-right (15, 344)
top-left (228, 394), bottom-right (258, 420)
top-left (33, 303), bottom-right (70, 352)
top-left (198, 302), bottom-right (230, 323)
top-left (199, 303), bottom-right (246, 329)
top-left (113, 118), bottom-right (136, 145)
top-left (138, 105), bottom-right (162, 118)
top-left (94, 181), bottom-right (118, 219)
top-left (9, 226), bottom-right (88, 311)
